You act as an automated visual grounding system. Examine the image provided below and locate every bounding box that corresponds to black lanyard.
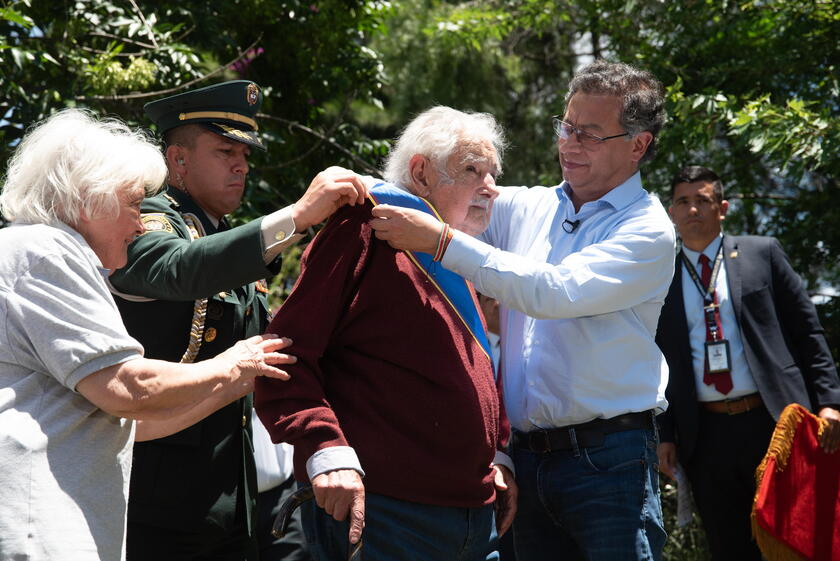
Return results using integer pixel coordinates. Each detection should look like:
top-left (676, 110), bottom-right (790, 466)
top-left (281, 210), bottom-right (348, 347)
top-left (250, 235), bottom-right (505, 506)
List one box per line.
top-left (679, 241), bottom-right (724, 306)
top-left (680, 241), bottom-right (725, 340)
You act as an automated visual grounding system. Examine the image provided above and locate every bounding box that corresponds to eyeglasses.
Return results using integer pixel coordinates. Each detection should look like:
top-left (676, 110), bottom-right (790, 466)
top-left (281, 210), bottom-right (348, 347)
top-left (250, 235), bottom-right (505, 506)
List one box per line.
top-left (552, 117), bottom-right (629, 146)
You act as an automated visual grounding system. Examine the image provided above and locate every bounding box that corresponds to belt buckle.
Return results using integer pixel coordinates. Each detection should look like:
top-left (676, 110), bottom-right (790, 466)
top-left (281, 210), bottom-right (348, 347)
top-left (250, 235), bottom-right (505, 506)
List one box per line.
top-left (725, 397), bottom-right (747, 415)
top-left (528, 430), bottom-right (551, 453)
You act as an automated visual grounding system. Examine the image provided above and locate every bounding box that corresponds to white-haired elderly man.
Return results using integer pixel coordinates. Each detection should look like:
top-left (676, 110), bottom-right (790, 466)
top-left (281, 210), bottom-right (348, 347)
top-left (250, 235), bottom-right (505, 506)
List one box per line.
top-left (0, 109), bottom-right (295, 561)
top-left (256, 106), bottom-right (517, 561)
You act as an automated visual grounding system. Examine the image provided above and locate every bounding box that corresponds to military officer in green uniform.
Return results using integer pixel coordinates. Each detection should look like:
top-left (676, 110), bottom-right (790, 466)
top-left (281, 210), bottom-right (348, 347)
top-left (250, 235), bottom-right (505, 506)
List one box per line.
top-left (108, 80), bottom-right (367, 561)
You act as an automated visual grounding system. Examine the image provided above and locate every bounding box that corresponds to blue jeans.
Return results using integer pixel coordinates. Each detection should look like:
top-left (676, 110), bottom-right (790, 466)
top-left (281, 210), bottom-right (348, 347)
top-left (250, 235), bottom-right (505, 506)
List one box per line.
top-left (301, 492), bottom-right (499, 561)
top-left (512, 427), bottom-right (665, 561)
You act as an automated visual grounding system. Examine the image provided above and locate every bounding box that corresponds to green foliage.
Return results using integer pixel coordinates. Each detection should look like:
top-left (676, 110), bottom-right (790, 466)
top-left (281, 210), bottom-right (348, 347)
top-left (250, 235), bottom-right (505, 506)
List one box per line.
top-left (3, 0), bottom-right (839, 361)
top-left (268, 243), bottom-right (303, 311)
top-left (0, 0), bottom-right (206, 145)
top-left (727, 97), bottom-right (837, 176)
top-left (85, 51), bottom-right (157, 93)
top-left (0, 0), bottom-right (388, 182)
top-left (660, 480), bottom-right (711, 561)
top-left (362, 0), bottom-right (840, 365)
top-left (1, 0), bottom-right (390, 285)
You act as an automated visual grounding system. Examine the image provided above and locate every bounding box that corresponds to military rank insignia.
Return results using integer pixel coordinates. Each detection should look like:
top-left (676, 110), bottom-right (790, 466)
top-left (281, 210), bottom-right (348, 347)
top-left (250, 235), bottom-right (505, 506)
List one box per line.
top-left (255, 279), bottom-right (269, 294)
top-left (216, 123), bottom-right (254, 142)
top-left (140, 213), bottom-right (174, 234)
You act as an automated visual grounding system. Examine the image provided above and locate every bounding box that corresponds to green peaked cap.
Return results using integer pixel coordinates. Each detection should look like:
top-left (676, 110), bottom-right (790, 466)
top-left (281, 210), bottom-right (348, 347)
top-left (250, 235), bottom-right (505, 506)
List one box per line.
top-left (144, 80), bottom-right (265, 150)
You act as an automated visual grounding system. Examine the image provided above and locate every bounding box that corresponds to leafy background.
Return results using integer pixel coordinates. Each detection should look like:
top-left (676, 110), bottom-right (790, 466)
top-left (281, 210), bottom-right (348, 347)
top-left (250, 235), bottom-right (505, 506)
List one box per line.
top-left (3, 2), bottom-right (838, 556)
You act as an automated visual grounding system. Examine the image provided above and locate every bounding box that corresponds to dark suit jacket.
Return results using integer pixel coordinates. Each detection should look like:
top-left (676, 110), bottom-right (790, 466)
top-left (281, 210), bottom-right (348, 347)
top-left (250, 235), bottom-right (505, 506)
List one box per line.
top-left (656, 235), bottom-right (840, 464)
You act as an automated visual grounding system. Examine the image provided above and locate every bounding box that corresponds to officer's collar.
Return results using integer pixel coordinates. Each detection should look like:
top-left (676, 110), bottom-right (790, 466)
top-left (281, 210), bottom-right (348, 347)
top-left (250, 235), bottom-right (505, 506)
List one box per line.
top-left (165, 185), bottom-right (224, 233)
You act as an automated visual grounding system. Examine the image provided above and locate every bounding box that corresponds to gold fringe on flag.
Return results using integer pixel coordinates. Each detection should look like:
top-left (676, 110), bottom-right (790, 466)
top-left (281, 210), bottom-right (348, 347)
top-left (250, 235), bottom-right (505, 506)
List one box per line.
top-left (750, 403), bottom-right (827, 561)
top-left (754, 404), bottom-right (804, 486)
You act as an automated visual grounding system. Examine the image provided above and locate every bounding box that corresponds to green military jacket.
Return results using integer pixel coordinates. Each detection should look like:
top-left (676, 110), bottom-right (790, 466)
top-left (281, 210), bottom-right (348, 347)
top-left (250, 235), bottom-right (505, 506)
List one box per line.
top-left (110, 185), bottom-right (282, 535)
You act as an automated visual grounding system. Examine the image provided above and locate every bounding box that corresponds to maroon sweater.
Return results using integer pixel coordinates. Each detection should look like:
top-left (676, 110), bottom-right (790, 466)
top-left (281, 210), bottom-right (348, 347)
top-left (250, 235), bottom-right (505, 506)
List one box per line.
top-left (256, 201), bottom-right (508, 507)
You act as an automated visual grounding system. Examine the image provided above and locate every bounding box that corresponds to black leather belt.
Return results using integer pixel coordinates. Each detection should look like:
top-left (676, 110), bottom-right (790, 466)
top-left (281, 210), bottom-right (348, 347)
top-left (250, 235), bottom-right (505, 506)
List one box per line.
top-left (512, 411), bottom-right (654, 453)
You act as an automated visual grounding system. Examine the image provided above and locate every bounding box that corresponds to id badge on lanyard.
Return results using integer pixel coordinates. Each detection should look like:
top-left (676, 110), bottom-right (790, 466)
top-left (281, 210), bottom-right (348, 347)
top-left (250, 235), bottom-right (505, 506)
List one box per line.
top-left (705, 339), bottom-right (731, 373)
top-left (681, 244), bottom-right (731, 374)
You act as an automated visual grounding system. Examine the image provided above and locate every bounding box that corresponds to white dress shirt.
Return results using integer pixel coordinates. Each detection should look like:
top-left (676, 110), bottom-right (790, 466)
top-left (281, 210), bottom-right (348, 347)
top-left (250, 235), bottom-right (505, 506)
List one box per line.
top-left (251, 409), bottom-right (295, 493)
top-left (261, 206), bottom-right (304, 263)
top-left (488, 331), bottom-right (501, 373)
top-left (442, 172), bottom-right (676, 431)
top-left (680, 236), bottom-right (758, 401)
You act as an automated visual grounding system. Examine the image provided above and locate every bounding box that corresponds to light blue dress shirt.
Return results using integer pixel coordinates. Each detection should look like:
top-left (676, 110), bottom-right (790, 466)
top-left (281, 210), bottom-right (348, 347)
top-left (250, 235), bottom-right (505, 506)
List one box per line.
top-left (442, 172), bottom-right (676, 431)
top-left (680, 236), bottom-right (758, 401)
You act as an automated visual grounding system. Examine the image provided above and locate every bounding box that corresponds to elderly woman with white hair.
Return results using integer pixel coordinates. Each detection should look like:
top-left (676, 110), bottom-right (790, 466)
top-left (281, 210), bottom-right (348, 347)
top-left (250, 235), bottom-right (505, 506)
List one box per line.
top-left (0, 109), bottom-right (295, 561)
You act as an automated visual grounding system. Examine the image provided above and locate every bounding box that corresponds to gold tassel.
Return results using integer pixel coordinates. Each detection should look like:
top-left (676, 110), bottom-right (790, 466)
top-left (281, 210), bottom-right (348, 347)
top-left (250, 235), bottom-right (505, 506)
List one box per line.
top-left (751, 515), bottom-right (808, 561)
top-left (751, 404), bottom-right (810, 561)
top-left (754, 403), bottom-right (805, 486)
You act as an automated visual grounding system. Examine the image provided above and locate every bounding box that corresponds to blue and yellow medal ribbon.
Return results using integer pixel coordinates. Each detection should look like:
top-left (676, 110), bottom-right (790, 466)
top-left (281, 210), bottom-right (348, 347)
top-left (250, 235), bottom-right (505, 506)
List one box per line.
top-left (369, 183), bottom-right (494, 367)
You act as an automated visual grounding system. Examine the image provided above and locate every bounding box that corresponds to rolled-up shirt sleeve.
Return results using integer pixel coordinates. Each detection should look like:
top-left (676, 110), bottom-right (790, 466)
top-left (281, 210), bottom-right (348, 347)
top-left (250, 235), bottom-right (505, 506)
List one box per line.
top-left (306, 446), bottom-right (365, 480)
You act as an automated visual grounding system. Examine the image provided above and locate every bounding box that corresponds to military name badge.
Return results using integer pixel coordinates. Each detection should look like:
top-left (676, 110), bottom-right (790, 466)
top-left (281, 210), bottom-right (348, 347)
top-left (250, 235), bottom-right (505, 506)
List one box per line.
top-left (705, 339), bottom-right (731, 373)
top-left (140, 213), bottom-right (174, 235)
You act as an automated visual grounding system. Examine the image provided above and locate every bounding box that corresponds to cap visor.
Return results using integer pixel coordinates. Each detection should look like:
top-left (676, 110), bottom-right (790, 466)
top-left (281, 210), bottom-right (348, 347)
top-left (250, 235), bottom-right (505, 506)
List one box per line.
top-left (202, 123), bottom-right (265, 150)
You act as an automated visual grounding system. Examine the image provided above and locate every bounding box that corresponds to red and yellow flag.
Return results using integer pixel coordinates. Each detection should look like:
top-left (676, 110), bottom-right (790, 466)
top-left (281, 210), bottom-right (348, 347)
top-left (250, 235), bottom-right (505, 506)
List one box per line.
top-left (752, 403), bottom-right (840, 561)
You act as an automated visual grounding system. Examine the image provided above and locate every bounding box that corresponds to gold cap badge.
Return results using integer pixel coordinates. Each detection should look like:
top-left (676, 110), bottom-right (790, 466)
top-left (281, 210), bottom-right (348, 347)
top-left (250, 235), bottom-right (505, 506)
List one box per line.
top-left (246, 83), bottom-right (259, 106)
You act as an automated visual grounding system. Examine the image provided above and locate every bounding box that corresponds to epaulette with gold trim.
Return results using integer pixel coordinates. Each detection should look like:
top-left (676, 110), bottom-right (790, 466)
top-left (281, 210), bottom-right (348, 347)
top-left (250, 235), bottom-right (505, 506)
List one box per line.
top-left (163, 192), bottom-right (180, 208)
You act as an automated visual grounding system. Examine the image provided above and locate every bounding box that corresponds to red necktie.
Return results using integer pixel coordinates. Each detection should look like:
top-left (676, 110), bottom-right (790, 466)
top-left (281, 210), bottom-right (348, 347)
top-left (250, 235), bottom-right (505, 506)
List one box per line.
top-left (699, 254), bottom-right (733, 395)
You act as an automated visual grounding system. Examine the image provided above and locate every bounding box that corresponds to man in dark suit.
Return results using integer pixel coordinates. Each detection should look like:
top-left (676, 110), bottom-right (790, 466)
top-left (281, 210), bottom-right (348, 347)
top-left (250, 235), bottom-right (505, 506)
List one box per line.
top-left (109, 80), bottom-right (366, 561)
top-left (656, 165), bottom-right (840, 561)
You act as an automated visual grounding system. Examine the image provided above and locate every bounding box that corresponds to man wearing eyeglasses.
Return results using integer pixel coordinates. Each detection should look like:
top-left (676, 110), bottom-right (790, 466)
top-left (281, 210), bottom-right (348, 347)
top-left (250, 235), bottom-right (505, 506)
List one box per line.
top-left (369, 60), bottom-right (675, 561)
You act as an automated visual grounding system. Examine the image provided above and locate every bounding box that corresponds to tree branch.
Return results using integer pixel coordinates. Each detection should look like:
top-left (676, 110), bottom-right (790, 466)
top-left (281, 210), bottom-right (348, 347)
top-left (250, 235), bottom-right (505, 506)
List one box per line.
top-left (173, 25), bottom-right (196, 44)
top-left (128, 0), bottom-right (159, 49)
top-left (80, 45), bottom-right (143, 57)
top-left (811, 292), bottom-right (839, 300)
top-left (88, 31), bottom-right (156, 50)
top-left (74, 35), bottom-right (263, 102)
top-left (256, 113), bottom-right (380, 176)
top-left (257, 93), bottom-right (356, 170)
top-left (731, 193), bottom-right (797, 201)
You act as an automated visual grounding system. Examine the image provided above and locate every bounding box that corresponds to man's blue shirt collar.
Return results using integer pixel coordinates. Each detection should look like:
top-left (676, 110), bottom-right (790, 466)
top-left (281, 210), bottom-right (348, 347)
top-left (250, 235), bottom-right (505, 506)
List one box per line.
top-left (556, 171), bottom-right (645, 212)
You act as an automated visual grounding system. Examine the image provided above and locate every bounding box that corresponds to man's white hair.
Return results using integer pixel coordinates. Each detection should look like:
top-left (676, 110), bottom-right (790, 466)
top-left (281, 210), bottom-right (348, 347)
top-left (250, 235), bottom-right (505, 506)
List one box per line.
top-left (0, 108), bottom-right (167, 226)
top-left (382, 106), bottom-right (506, 189)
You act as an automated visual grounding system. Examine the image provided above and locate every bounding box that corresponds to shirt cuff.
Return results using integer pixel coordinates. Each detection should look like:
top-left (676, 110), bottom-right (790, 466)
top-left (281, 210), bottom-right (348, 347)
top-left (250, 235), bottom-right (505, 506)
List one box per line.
top-left (262, 206), bottom-right (305, 263)
top-left (441, 229), bottom-right (488, 280)
top-left (305, 446), bottom-right (366, 481)
top-left (492, 450), bottom-right (516, 476)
